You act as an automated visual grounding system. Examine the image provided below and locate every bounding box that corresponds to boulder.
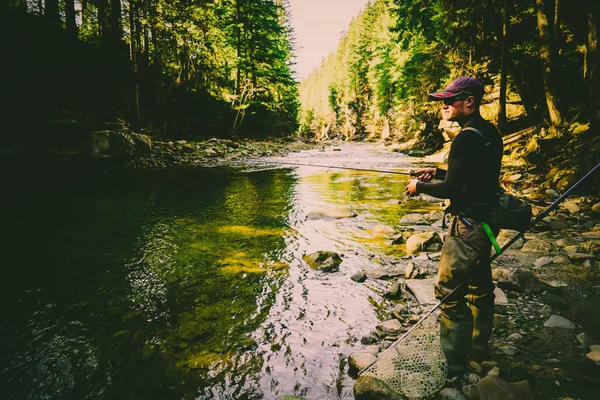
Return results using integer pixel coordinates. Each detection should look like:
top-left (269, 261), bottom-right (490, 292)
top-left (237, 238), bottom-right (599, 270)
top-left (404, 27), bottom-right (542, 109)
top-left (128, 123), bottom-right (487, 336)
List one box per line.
top-left (349, 346), bottom-right (379, 372)
top-left (543, 315), bottom-right (576, 329)
top-left (399, 213), bottom-right (428, 225)
top-left (466, 375), bottom-right (534, 400)
top-left (377, 319), bottom-right (402, 335)
top-left (354, 375), bottom-right (402, 400)
top-left (587, 345), bottom-right (600, 363)
top-left (306, 207), bottom-right (357, 220)
top-left (303, 251), bottom-right (342, 272)
top-left (405, 232), bottom-right (440, 255)
top-left (520, 239), bottom-right (553, 254)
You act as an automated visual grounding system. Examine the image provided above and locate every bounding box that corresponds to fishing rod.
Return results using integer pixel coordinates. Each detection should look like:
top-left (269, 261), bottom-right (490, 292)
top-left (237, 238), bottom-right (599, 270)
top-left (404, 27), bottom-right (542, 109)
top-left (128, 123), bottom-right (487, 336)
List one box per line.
top-left (359, 161), bottom-right (600, 375)
top-left (250, 160), bottom-right (418, 176)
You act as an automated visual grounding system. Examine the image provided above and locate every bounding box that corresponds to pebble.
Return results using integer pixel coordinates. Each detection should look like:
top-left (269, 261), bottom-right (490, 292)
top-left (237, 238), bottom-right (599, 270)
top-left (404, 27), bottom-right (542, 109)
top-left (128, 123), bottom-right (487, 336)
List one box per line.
top-left (487, 366), bottom-right (501, 376)
top-left (500, 346), bottom-right (518, 355)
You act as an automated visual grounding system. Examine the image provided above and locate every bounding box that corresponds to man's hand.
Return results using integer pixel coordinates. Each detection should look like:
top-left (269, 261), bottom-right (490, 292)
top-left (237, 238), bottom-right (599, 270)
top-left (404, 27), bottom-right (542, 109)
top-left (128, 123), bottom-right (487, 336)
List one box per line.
top-left (405, 178), bottom-right (419, 197)
top-left (415, 167), bottom-right (437, 182)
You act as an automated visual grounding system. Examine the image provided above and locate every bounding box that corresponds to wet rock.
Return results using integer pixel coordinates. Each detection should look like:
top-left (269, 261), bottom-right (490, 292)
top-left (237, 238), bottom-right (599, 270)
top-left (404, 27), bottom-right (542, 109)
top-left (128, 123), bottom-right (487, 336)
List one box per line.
top-left (354, 375), bottom-right (402, 400)
top-left (366, 267), bottom-right (393, 280)
top-left (496, 230), bottom-right (525, 250)
top-left (466, 375), bottom-right (534, 400)
top-left (592, 202), bottom-right (600, 213)
top-left (534, 256), bottom-right (554, 268)
top-left (384, 281), bottom-right (403, 299)
top-left (562, 201), bottom-right (581, 214)
top-left (351, 270), bottom-right (368, 283)
top-left (428, 210), bottom-right (445, 221)
top-left (439, 387), bottom-right (468, 400)
top-left (512, 270), bottom-right (546, 293)
top-left (552, 255), bottom-right (568, 263)
top-left (469, 361), bottom-right (485, 376)
top-left (306, 206), bottom-right (357, 220)
top-left (361, 333), bottom-right (379, 345)
top-left (499, 346), bottom-right (518, 355)
top-left (389, 233), bottom-right (404, 245)
top-left (576, 332), bottom-right (594, 350)
top-left (481, 361), bottom-right (498, 371)
top-left (487, 366), bottom-right (501, 376)
top-left (399, 213), bottom-right (428, 225)
top-left (493, 287), bottom-right (508, 305)
top-left (377, 319), bottom-right (402, 335)
top-left (546, 189), bottom-right (560, 199)
top-left (520, 239), bottom-right (553, 254)
top-left (540, 304), bottom-right (552, 318)
top-left (405, 232), bottom-right (441, 255)
top-left (303, 251), bottom-right (342, 272)
top-left (275, 396), bottom-right (308, 400)
top-left (404, 262), bottom-right (418, 279)
top-left (586, 345), bottom-right (600, 363)
top-left (349, 346), bottom-right (379, 372)
top-left (370, 224), bottom-right (396, 236)
top-left (544, 315), bottom-right (576, 329)
top-left (491, 268), bottom-right (509, 281)
top-left (567, 252), bottom-right (595, 261)
top-left (391, 304), bottom-right (408, 320)
top-left (583, 259), bottom-right (593, 268)
top-left (507, 333), bottom-right (523, 342)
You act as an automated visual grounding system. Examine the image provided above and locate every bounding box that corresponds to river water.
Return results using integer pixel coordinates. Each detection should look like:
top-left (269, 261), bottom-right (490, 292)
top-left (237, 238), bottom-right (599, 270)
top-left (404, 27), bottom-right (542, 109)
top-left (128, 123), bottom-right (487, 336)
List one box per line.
top-left (0, 144), bottom-right (438, 400)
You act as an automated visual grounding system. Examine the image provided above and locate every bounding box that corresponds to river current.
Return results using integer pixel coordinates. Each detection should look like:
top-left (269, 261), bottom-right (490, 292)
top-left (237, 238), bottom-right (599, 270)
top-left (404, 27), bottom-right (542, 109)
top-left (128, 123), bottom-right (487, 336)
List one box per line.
top-left (1, 144), bottom-right (438, 399)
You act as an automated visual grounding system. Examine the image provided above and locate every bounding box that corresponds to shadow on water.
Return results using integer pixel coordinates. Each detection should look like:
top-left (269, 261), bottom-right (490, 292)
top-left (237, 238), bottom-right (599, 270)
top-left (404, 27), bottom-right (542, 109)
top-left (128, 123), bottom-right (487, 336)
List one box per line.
top-left (0, 155), bottom-right (438, 399)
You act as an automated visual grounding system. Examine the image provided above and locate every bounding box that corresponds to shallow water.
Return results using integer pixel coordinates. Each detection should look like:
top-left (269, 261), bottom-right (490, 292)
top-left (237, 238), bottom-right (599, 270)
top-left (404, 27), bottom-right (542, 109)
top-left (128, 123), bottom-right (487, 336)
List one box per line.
top-left (0, 145), bottom-right (438, 399)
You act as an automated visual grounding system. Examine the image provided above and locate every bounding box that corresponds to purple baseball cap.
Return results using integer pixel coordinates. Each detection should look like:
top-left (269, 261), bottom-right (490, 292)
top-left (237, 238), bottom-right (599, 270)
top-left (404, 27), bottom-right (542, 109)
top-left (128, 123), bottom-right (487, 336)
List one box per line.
top-left (429, 76), bottom-right (484, 102)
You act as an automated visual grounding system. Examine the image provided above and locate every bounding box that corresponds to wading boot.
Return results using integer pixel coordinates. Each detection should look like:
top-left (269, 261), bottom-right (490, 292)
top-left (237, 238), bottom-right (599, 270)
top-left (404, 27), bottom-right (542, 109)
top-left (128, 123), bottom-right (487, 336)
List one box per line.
top-left (440, 314), bottom-right (473, 378)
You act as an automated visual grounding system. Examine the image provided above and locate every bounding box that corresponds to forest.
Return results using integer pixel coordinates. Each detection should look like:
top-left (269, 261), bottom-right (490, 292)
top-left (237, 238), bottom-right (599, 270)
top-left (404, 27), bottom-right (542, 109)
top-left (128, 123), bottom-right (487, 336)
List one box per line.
top-left (0, 0), bottom-right (299, 147)
top-left (299, 0), bottom-right (599, 147)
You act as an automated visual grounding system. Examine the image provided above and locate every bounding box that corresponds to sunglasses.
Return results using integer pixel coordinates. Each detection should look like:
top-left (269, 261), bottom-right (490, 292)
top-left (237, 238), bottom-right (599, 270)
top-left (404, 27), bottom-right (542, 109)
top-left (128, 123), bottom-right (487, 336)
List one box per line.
top-left (442, 92), bottom-right (474, 105)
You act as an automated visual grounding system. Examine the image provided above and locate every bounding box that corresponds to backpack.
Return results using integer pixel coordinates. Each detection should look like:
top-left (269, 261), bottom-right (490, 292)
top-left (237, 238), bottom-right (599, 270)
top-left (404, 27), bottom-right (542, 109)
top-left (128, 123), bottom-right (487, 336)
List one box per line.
top-left (462, 127), bottom-right (533, 232)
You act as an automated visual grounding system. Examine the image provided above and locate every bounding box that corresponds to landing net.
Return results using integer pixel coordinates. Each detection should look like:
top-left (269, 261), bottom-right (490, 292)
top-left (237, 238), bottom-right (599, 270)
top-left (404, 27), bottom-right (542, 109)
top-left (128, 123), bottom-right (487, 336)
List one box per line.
top-left (360, 313), bottom-right (447, 398)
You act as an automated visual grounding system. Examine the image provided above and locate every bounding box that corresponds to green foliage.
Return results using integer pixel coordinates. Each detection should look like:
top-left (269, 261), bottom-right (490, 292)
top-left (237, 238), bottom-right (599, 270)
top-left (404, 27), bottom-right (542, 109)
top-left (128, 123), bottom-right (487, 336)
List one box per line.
top-left (299, 0), bottom-right (600, 142)
top-left (1, 0), bottom-right (298, 140)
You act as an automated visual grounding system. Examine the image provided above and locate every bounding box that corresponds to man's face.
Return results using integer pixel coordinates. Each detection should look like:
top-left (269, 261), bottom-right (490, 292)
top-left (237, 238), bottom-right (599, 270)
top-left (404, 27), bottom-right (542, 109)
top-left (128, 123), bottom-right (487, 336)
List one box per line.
top-left (440, 97), bottom-right (469, 122)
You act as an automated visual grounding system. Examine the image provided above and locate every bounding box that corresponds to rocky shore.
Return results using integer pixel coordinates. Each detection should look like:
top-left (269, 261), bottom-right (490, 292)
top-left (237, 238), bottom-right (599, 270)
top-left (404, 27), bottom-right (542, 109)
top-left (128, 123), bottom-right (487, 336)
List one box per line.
top-left (305, 190), bottom-right (600, 399)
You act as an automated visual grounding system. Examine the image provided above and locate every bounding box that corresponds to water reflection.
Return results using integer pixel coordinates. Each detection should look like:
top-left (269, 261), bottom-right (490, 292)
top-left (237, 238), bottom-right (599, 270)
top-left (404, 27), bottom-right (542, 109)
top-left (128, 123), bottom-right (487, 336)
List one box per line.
top-left (0, 157), bottom-right (438, 400)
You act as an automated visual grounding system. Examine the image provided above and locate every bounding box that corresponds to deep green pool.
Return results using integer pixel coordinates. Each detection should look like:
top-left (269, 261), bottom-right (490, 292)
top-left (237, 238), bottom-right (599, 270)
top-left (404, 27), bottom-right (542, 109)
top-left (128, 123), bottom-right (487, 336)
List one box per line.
top-left (0, 157), bottom-right (434, 399)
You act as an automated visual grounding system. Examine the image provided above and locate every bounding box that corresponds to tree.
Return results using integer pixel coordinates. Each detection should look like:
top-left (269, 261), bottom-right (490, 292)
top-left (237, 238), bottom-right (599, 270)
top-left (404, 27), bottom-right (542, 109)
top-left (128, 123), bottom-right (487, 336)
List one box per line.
top-left (536, 0), bottom-right (564, 126)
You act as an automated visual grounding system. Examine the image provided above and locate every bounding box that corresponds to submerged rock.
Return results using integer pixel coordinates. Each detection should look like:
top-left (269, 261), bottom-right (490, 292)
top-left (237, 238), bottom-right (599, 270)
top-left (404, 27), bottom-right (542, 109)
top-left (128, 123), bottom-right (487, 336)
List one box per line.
top-left (303, 251), bottom-right (342, 272)
top-left (306, 206), bottom-right (357, 220)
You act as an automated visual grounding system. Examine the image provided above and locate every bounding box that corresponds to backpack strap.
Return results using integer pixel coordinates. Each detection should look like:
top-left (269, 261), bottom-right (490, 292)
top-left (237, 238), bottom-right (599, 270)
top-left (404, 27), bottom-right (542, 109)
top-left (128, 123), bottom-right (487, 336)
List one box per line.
top-left (462, 126), bottom-right (490, 148)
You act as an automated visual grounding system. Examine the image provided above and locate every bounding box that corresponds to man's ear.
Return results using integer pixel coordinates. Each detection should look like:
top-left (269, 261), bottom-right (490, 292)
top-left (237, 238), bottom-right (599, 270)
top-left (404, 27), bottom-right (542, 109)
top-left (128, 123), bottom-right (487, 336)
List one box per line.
top-left (465, 95), bottom-right (476, 107)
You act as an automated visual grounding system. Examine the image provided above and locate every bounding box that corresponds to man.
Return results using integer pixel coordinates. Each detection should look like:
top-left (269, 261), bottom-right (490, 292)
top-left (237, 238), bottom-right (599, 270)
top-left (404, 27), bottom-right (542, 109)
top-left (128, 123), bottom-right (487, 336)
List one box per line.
top-left (405, 76), bottom-right (503, 379)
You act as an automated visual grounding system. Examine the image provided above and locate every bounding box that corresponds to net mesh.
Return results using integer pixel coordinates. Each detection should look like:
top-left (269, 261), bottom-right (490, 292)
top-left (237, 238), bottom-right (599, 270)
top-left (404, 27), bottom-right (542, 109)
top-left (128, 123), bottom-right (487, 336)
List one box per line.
top-left (360, 313), bottom-right (447, 398)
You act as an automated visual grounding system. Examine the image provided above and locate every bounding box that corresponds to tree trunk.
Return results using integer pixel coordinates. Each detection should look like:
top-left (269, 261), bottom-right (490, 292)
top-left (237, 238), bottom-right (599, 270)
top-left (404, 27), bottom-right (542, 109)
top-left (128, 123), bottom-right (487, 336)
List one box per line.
top-left (44, 0), bottom-right (60, 27)
top-left (64, 0), bottom-right (78, 40)
top-left (99, 0), bottom-right (109, 47)
top-left (235, 0), bottom-right (242, 96)
top-left (586, 0), bottom-right (600, 133)
top-left (129, 0), bottom-right (140, 122)
top-left (509, 60), bottom-right (539, 119)
top-left (536, 0), bottom-right (564, 126)
top-left (498, 0), bottom-right (510, 134)
top-left (110, 0), bottom-right (122, 44)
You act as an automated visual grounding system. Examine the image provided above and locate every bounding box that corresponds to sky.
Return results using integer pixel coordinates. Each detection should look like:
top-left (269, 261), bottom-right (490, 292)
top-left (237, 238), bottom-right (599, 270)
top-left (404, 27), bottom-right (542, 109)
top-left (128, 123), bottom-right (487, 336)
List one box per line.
top-left (288, 0), bottom-right (371, 80)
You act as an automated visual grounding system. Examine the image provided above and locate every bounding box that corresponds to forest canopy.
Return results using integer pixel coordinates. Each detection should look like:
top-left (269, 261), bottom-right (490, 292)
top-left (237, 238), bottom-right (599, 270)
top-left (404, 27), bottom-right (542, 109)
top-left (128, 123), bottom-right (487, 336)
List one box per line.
top-left (0, 0), bottom-right (299, 141)
top-left (298, 0), bottom-right (599, 145)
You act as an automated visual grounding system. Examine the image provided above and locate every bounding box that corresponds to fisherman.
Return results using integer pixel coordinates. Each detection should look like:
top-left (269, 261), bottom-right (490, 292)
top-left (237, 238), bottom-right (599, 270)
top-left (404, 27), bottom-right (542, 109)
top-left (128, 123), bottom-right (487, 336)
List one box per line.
top-left (404, 76), bottom-right (503, 380)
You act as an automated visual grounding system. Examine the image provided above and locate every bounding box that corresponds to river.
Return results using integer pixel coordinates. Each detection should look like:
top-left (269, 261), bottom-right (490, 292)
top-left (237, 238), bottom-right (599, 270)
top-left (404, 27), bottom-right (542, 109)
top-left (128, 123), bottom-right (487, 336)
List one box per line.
top-left (0, 143), bottom-right (439, 400)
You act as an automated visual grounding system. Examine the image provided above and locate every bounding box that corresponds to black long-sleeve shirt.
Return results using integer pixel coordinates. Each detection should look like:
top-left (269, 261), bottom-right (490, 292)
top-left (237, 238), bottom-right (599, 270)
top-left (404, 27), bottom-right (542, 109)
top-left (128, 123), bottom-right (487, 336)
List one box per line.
top-left (416, 112), bottom-right (503, 205)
